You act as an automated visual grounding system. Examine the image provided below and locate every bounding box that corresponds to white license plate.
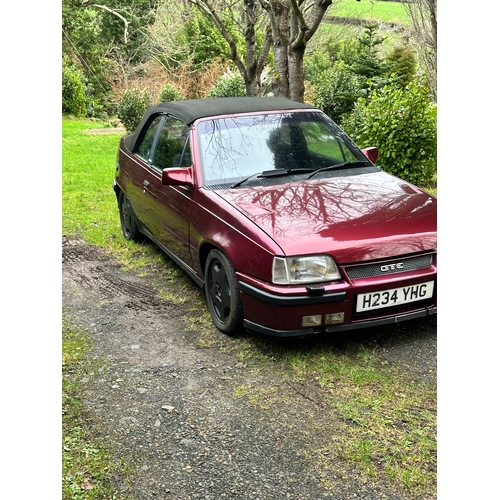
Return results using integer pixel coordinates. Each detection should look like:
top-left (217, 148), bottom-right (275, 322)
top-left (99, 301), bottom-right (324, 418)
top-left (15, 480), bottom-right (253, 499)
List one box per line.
top-left (356, 281), bottom-right (435, 312)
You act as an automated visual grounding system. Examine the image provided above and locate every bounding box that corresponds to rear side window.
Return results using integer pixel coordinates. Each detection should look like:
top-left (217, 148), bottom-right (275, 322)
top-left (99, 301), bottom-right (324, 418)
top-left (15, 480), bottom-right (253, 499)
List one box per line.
top-left (135, 116), bottom-right (163, 163)
top-left (153, 117), bottom-right (191, 170)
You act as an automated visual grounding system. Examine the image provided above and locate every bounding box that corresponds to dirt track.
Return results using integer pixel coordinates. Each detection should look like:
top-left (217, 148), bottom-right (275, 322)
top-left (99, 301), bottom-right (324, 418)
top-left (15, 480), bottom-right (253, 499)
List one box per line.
top-left (62, 236), bottom-right (436, 499)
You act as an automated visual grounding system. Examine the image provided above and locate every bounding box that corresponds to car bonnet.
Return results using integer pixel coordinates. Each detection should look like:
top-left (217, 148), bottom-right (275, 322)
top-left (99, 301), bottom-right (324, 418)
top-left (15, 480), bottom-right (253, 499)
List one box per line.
top-left (215, 171), bottom-right (437, 263)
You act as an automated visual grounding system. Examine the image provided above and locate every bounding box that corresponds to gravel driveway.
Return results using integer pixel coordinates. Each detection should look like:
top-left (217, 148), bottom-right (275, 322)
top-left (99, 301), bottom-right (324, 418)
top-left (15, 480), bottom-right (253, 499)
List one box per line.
top-left (62, 236), bottom-right (437, 499)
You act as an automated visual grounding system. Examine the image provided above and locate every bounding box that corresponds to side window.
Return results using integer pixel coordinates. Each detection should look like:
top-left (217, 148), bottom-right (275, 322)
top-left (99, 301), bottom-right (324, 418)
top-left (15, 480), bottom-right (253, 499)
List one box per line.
top-left (153, 117), bottom-right (191, 170)
top-left (135, 116), bottom-right (163, 163)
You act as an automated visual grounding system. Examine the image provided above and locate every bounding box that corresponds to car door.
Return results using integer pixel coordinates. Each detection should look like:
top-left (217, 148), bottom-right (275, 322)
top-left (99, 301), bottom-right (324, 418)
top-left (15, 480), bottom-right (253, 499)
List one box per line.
top-left (125, 114), bottom-right (165, 235)
top-left (143, 115), bottom-right (195, 269)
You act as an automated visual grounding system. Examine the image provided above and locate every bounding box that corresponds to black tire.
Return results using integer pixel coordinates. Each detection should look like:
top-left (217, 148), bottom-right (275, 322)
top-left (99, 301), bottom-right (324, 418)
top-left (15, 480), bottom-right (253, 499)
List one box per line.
top-left (205, 249), bottom-right (244, 336)
top-left (118, 191), bottom-right (142, 242)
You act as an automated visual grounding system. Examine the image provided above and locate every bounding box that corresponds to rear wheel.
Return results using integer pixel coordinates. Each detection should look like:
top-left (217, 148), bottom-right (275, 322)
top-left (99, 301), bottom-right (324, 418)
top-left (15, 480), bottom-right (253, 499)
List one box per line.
top-left (119, 191), bottom-right (142, 242)
top-left (205, 249), bottom-right (243, 336)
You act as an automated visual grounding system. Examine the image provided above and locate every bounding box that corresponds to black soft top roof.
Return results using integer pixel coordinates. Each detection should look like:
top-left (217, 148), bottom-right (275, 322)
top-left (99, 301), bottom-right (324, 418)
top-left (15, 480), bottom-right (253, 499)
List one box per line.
top-left (123, 97), bottom-right (317, 150)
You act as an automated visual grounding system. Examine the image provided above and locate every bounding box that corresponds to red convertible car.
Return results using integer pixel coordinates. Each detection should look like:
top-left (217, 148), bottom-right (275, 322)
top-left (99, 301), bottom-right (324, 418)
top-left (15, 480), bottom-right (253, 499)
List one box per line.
top-left (113, 97), bottom-right (437, 338)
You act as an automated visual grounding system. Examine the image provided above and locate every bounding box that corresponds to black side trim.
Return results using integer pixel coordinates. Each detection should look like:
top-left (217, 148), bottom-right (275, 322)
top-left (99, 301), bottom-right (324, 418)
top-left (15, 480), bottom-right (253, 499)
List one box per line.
top-left (239, 281), bottom-right (346, 306)
top-left (244, 307), bottom-right (437, 338)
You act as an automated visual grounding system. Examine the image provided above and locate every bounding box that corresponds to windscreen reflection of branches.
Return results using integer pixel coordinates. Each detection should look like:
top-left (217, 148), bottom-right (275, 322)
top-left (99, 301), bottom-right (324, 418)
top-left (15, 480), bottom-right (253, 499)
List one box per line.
top-left (198, 115), bottom-right (285, 183)
top-left (230, 177), bottom-right (416, 239)
top-left (197, 111), bottom-right (368, 184)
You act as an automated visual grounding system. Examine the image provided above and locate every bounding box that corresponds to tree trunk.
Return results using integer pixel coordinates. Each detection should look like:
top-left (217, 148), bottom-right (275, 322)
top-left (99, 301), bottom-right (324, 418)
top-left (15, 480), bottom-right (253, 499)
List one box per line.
top-left (267, 0), bottom-right (290, 98)
top-left (403, 0), bottom-right (437, 99)
top-left (264, 0), bottom-right (334, 102)
top-left (288, 45), bottom-right (305, 102)
top-left (189, 0), bottom-right (336, 100)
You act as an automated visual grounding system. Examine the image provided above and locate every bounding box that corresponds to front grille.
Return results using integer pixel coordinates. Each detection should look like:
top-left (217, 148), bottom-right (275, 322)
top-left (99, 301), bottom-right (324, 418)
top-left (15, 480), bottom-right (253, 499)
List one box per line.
top-left (344, 254), bottom-right (433, 280)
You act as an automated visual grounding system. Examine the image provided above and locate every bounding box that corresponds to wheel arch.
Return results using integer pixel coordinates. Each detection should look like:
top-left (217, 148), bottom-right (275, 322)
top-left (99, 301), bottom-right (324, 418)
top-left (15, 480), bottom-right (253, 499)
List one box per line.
top-left (112, 181), bottom-right (122, 204)
top-left (197, 234), bottom-right (278, 286)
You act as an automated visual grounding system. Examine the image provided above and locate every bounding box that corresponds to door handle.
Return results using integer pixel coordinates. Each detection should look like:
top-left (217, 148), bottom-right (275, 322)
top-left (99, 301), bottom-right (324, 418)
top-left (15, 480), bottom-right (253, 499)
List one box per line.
top-left (142, 179), bottom-right (150, 193)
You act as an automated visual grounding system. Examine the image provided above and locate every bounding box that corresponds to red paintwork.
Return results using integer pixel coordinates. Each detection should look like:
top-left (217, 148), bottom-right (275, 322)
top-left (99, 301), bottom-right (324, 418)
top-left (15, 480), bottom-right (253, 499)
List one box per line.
top-left (238, 271), bottom-right (436, 332)
top-left (162, 167), bottom-right (194, 186)
top-left (362, 146), bottom-right (379, 163)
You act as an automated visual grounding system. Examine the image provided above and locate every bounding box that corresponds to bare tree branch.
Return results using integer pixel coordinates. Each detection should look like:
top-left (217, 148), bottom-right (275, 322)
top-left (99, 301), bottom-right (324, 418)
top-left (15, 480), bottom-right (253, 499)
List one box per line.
top-left (189, 0), bottom-right (247, 76)
top-left (289, 0), bottom-right (309, 49)
top-left (95, 4), bottom-right (130, 44)
top-left (187, 0), bottom-right (272, 96)
top-left (403, 0), bottom-right (437, 98)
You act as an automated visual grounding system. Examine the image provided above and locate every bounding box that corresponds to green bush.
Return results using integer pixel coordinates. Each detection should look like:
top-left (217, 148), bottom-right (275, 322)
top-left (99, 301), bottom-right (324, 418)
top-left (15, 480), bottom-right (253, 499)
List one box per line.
top-left (205, 69), bottom-right (246, 98)
top-left (312, 61), bottom-right (364, 123)
top-left (304, 50), bottom-right (333, 83)
top-left (62, 66), bottom-right (88, 117)
top-left (158, 83), bottom-right (183, 103)
top-left (341, 80), bottom-right (437, 186)
top-left (345, 24), bottom-right (390, 90)
top-left (116, 88), bottom-right (152, 132)
top-left (386, 46), bottom-right (417, 88)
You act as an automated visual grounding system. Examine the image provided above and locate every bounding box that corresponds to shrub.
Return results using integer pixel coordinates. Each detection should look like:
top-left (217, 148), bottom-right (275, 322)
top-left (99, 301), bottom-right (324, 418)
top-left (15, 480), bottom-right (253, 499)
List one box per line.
top-left (341, 80), bottom-right (437, 186)
top-left (205, 69), bottom-right (246, 98)
top-left (304, 50), bottom-right (333, 83)
top-left (62, 66), bottom-right (88, 117)
top-left (312, 61), bottom-right (364, 123)
top-left (158, 83), bottom-right (183, 103)
top-left (348, 24), bottom-right (389, 82)
top-left (386, 46), bottom-right (417, 88)
top-left (116, 88), bottom-right (152, 132)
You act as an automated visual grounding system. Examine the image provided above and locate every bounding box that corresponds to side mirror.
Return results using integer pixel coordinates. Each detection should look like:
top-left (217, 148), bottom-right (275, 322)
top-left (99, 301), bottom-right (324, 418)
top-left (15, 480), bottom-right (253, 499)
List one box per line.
top-left (162, 167), bottom-right (194, 186)
top-left (361, 147), bottom-right (378, 164)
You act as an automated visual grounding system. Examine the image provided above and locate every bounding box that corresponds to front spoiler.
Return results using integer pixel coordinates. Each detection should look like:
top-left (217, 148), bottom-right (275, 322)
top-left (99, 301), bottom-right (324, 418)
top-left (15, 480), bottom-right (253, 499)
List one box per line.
top-left (244, 307), bottom-right (437, 338)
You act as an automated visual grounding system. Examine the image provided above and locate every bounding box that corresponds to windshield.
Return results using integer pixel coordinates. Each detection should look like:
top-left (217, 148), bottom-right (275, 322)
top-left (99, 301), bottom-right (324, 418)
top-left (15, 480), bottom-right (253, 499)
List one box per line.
top-left (196, 111), bottom-right (370, 187)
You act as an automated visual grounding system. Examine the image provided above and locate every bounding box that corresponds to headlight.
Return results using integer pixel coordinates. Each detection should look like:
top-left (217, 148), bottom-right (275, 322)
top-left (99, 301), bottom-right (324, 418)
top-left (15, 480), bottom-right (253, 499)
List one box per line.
top-left (272, 255), bottom-right (341, 285)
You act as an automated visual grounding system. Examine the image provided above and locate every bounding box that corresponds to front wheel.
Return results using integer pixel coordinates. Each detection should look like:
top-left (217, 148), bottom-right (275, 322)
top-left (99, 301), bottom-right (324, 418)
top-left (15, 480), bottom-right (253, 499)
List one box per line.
top-left (205, 249), bottom-right (244, 336)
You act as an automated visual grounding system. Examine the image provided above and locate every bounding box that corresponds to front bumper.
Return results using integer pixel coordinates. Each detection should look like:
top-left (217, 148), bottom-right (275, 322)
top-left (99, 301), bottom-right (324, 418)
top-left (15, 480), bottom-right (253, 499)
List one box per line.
top-left (237, 268), bottom-right (437, 338)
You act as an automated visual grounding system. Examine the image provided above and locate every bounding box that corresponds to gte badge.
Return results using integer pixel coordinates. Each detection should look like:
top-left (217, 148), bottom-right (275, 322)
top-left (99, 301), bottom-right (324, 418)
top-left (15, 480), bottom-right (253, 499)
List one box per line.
top-left (380, 262), bottom-right (404, 272)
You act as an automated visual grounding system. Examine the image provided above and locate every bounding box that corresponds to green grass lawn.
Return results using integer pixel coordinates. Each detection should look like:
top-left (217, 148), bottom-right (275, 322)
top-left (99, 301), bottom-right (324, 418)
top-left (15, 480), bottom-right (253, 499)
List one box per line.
top-left (62, 118), bottom-right (123, 246)
top-left (335, 0), bottom-right (409, 24)
top-left (62, 117), bottom-right (159, 499)
top-left (311, 1), bottom-right (411, 70)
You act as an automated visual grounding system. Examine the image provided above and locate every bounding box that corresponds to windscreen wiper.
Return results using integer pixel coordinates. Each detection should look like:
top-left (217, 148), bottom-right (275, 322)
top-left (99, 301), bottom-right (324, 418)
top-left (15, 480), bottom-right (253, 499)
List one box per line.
top-left (231, 168), bottom-right (315, 188)
top-left (306, 161), bottom-right (370, 180)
